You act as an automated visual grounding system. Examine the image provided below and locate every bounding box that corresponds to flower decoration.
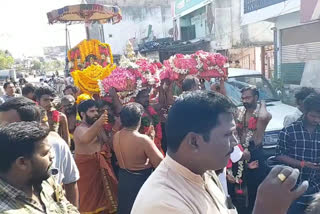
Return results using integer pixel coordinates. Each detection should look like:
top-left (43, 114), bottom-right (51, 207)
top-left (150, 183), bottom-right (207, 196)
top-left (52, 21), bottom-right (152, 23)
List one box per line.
top-left (71, 63), bottom-right (116, 95)
top-left (100, 44), bottom-right (162, 103)
top-left (100, 67), bottom-right (137, 94)
top-left (227, 106), bottom-right (259, 186)
top-left (161, 51), bottom-right (228, 80)
top-left (193, 50), bottom-right (228, 79)
top-left (51, 110), bottom-right (60, 132)
top-left (68, 39), bottom-right (114, 72)
top-left (248, 117), bottom-right (258, 130)
top-left (76, 93), bottom-right (93, 104)
top-left (52, 110), bottom-right (60, 123)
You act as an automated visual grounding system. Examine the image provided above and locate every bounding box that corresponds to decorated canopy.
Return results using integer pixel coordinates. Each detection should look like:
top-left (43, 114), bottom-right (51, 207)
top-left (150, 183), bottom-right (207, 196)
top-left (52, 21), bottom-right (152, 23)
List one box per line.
top-left (47, 4), bottom-right (122, 24)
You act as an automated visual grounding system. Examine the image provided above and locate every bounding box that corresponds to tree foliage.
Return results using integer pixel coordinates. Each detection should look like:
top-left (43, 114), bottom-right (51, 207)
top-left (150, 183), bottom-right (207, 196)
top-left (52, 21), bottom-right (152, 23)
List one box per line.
top-left (0, 50), bottom-right (14, 69)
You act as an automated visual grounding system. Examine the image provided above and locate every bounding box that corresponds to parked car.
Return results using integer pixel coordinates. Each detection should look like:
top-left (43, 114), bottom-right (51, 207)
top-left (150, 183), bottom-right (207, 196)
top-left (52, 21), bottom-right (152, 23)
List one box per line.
top-left (224, 68), bottom-right (296, 159)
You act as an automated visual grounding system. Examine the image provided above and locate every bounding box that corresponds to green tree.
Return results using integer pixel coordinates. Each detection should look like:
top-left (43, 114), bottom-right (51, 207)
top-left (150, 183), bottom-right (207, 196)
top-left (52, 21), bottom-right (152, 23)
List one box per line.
top-left (0, 50), bottom-right (14, 69)
top-left (31, 60), bottom-right (42, 70)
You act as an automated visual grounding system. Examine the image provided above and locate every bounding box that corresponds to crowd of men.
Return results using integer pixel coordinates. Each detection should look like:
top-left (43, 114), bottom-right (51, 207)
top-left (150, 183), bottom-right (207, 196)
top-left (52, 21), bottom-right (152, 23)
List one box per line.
top-left (0, 76), bottom-right (320, 214)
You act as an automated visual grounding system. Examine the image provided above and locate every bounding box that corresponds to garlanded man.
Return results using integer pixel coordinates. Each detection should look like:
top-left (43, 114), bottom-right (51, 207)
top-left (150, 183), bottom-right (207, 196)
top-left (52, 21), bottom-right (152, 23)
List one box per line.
top-left (228, 86), bottom-right (272, 213)
top-left (35, 86), bottom-right (70, 145)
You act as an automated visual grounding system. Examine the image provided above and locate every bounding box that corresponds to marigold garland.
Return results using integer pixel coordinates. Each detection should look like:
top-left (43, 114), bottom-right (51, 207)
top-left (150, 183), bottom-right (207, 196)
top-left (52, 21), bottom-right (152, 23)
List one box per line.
top-left (72, 63), bottom-right (116, 95)
top-left (68, 39), bottom-right (114, 72)
top-left (76, 93), bottom-right (93, 104)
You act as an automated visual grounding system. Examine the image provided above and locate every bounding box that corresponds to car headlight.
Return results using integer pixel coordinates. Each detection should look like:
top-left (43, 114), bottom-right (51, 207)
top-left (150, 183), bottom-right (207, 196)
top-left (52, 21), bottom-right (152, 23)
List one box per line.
top-left (263, 131), bottom-right (280, 146)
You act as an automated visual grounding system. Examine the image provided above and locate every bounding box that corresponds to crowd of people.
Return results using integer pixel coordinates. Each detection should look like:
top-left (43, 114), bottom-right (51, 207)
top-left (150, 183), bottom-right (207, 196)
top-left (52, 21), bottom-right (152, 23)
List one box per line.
top-left (0, 75), bottom-right (320, 214)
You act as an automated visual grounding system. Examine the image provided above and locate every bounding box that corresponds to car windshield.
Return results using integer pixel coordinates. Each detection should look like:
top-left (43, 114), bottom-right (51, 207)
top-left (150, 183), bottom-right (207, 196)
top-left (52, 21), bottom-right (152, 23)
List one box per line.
top-left (224, 75), bottom-right (279, 106)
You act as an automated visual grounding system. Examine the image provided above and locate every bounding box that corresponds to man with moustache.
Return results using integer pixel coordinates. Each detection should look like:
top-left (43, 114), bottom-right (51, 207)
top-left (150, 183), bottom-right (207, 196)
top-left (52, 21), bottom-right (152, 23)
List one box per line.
top-left (131, 90), bottom-right (308, 214)
top-left (230, 86), bottom-right (272, 213)
top-left (277, 94), bottom-right (320, 214)
top-left (0, 97), bottom-right (80, 208)
top-left (73, 99), bottom-right (118, 214)
top-left (0, 82), bottom-right (20, 104)
top-left (0, 122), bottom-right (79, 213)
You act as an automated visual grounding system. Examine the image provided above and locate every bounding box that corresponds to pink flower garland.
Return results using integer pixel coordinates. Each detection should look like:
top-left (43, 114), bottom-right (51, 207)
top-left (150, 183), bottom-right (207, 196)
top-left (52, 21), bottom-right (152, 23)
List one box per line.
top-left (160, 51), bottom-right (228, 80)
top-left (101, 67), bottom-right (136, 92)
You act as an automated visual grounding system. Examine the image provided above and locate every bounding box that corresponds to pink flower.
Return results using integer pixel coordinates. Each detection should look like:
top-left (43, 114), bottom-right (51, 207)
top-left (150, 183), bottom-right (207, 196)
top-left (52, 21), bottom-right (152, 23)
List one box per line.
top-left (156, 123), bottom-right (162, 139)
top-left (248, 117), bottom-right (258, 130)
top-left (236, 123), bottom-right (244, 130)
top-left (104, 123), bottom-right (112, 132)
top-left (148, 106), bottom-right (157, 116)
top-left (52, 110), bottom-right (60, 123)
top-left (101, 67), bottom-right (136, 92)
top-left (236, 189), bottom-right (244, 195)
top-left (143, 126), bottom-right (150, 135)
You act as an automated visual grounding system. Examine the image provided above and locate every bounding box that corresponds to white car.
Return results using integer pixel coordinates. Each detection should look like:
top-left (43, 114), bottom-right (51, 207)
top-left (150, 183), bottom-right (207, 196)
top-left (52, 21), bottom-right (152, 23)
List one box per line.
top-left (225, 68), bottom-right (297, 157)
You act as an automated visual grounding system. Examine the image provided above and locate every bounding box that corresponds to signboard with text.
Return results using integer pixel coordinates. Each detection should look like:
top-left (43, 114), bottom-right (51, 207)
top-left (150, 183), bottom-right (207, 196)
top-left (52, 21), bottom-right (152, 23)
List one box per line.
top-left (244, 0), bottom-right (286, 14)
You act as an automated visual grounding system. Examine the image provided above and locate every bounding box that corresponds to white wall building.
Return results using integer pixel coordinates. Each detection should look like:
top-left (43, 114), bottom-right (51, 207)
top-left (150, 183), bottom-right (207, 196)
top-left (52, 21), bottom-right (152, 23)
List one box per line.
top-left (85, 0), bottom-right (173, 55)
top-left (103, 6), bottom-right (173, 55)
top-left (240, 0), bottom-right (320, 87)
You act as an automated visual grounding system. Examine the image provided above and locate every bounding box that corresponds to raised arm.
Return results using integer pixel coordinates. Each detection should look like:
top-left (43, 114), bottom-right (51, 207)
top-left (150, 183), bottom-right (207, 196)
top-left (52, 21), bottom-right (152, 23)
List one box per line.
top-left (75, 112), bottom-right (108, 144)
top-left (109, 87), bottom-right (123, 115)
top-left (59, 113), bottom-right (70, 146)
top-left (253, 101), bottom-right (272, 145)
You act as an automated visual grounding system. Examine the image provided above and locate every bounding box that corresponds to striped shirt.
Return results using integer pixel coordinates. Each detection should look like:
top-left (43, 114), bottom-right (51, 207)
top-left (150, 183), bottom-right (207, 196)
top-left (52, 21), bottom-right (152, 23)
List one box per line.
top-left (0, 177), bottom-right (79, 214)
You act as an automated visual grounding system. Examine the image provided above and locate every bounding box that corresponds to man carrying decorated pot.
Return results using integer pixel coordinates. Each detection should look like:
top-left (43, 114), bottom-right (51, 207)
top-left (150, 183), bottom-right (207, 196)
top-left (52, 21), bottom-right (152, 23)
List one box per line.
top-left (228, 86), bottom-right (272, 213)
top-left (73, 99), bottom-right (118, 213)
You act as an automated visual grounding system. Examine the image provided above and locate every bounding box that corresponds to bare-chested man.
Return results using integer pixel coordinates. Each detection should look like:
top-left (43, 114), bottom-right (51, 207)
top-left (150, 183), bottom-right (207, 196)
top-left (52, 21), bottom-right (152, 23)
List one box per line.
top-left (73, 99), bottom-right (118, 214)
top-left (113, 103), bottom-right (163, 214)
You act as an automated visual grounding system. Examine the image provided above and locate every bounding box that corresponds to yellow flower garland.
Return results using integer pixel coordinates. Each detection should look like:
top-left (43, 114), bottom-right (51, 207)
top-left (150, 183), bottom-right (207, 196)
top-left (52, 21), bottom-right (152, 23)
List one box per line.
top-left (71, 63), bottom-right (116, 95)
top-left (76, 93), bottom-right (93, 104)
top-left (68, 39), bottom-right (114, 69)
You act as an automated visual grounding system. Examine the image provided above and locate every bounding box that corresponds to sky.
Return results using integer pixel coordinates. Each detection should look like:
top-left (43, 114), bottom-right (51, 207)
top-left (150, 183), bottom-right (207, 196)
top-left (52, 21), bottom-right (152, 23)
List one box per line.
top-left (0, 0), bottom-right (86, 58)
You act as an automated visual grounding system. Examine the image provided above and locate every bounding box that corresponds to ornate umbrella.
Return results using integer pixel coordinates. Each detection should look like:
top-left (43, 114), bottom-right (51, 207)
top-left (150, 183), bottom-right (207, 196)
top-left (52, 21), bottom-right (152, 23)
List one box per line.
top-left (47, 3), bottom-right (122, 76)
top-left (47, 4), bottom-right (122, 25)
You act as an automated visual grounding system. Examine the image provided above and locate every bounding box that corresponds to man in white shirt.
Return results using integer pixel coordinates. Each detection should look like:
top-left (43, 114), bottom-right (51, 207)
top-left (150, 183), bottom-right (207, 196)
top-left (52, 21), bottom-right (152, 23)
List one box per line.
top-left (132, 90), bottom-right (309, 214)
top-left (0, 82), bottom-right (19, 104)
top-left (0, 97), bottom-right (80, 207)
top-left (284, 87), bottom-right (315, 127)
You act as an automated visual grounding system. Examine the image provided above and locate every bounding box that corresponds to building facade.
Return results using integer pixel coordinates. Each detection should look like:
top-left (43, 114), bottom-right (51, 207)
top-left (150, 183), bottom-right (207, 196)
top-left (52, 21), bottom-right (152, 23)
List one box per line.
top-left (172, 0), bottom-right (274, 77)
top-left (242, 0), bottom-right (320, 87)
top-left (85, 0), bottom-right (173, 55)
